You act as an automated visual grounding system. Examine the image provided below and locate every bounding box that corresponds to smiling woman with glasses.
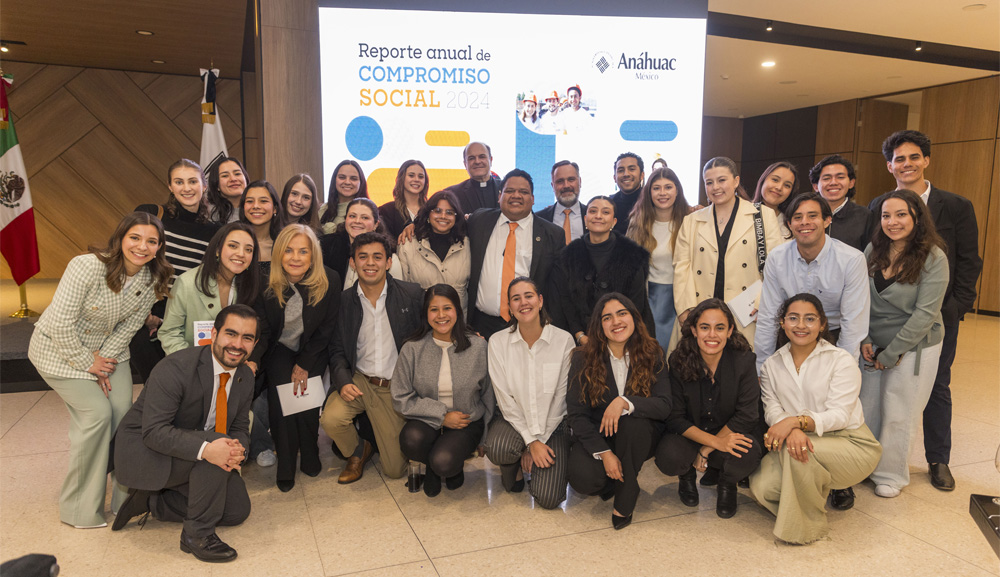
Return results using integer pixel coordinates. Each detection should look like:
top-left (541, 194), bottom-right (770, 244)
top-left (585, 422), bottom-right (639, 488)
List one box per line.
top-left (396, 190), bottom-right (472, 316)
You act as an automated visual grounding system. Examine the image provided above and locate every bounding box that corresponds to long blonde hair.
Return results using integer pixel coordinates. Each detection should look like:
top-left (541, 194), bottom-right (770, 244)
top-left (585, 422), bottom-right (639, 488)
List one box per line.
top-left (626, 167), bottom-right (689, 254)
top-left (268, 224), bottom-right (328, 306)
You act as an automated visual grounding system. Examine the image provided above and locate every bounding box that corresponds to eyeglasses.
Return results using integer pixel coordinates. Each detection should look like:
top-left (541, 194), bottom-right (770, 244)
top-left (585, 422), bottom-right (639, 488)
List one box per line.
top-left (784, 314), bottom-right (820, 326)
top-left (430, 208), bottom-right (456, 216)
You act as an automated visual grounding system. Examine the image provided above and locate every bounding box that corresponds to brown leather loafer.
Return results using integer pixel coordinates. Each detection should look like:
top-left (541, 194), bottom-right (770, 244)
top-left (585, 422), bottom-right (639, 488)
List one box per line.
top-left (338, 441), bottom-right (374, 484)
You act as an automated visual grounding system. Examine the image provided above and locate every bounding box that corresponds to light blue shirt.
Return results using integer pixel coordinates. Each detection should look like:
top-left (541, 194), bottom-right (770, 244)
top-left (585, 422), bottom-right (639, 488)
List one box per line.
top-left (551, 201), bottom-right (585, 242)
top-left (755, 236), bottom-right (870, 371)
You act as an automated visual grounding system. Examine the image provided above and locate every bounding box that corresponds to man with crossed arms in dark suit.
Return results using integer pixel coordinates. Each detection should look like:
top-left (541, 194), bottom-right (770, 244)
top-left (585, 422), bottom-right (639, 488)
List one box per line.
top-left (467, 168), bottom-right (566, 339)
top-left (869, 130), bottom-right (983, 492)
top-left (111, 304), bottom-right (257, 563)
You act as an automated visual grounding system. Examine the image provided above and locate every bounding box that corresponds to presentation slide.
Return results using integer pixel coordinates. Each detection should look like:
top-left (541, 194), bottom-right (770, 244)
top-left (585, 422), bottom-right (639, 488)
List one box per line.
top-left (318, 6), bottom-right (707, 209)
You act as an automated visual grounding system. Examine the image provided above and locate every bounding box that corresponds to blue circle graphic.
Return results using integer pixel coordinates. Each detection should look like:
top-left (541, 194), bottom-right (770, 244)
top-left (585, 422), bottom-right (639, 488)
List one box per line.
top-left (345, 116), bottom-right (383, 161)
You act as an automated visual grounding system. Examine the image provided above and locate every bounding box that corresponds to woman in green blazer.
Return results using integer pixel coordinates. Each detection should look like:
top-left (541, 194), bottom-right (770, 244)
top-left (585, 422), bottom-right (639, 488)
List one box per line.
top-left (159, 222), bottom-right (262, 354)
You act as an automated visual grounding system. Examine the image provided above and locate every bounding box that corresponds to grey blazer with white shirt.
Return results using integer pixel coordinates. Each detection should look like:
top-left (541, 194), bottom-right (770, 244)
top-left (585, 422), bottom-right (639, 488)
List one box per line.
top-left (391, 332), bottom-right (495, 434)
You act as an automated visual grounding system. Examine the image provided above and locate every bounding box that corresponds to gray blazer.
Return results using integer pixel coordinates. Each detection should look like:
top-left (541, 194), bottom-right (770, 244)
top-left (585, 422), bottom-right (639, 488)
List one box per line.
top-left (113, 345), bottom-right (253, 491)
top-left (391, 332), bottom-right (495, 434)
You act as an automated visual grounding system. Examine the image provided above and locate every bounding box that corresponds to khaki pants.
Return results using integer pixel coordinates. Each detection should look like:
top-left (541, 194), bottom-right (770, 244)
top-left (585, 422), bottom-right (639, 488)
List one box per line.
top-left (319, 372), bottom-right (407, 479)
top-left (749, 424), bottom-right (882, 544)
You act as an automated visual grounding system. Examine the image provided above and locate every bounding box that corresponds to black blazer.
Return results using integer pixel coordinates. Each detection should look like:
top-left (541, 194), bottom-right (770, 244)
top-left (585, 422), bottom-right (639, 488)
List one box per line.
top-left (566, 349), bottom-right (671, 456)
top-left (328, 275), bottom-right (425, 392)
top-left (249, 266), bottom-right (342, 375)
top-left (378, 201), bottom-right (412, 241)
top-left (443, 177), bottom-right (501, 214)
top-left (827, 200), bottom-right (875, 253)
top-left (869, 185), bottom-right (982, 324)
top-left (665, 348), bottom-right (759, 436)
top-left (320, 229), bottom-right (352, 282)
top-left (466, 209), bottom-right (566, 318)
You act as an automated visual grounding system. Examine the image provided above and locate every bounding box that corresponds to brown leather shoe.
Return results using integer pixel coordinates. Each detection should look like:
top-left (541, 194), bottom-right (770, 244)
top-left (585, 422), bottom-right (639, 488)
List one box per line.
top-left (338, 441), bottom-right (374, 484)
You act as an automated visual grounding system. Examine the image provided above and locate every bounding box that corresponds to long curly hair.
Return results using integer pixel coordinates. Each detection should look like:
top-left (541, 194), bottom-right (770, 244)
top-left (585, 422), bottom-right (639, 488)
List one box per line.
top-left (626, 167), bottom-right (690, 254)
top-left (669, 298), bottom-right (751, 383)
top-left (868, 189), bottom-right (946, 284)
top-left (576, 292), bottom-right (664, 407)
top-left (413, 190), bottom-right (467, 245)
top-left (197, 222), bottom-right (261, 306)
top-left (90, 211), bottom-right (173, 299)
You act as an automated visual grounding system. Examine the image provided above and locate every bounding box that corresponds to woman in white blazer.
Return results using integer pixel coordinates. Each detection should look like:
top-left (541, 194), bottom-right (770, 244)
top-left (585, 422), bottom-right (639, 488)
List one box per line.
top-left (673, 157), bottom-right (783, 346)
top-left (28, 212), bottom-right (172, 528)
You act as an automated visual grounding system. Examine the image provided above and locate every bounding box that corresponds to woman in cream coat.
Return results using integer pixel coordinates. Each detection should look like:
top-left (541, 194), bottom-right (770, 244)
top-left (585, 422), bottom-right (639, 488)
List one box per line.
top-left (673, 157), bottom-right (783, 346)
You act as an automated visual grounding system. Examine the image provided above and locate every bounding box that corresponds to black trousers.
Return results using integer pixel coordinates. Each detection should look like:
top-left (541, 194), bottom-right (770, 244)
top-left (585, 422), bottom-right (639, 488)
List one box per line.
top-left (128, 325), bottom-right (164, 384)
top-left (469, 308), bottom-right (512, 341)
top-left (923, 321), bottom-right (959, 464)
top-left (655, 431), bottom-right (762, 484)
top-left (152, 456), bottom-right (251, 538)
top-left (399, 418), bottom-right (484, 478)
top-left (265, 344), bottom-right (322, 482)
top-left (567, 416), bottom-right (661, 516)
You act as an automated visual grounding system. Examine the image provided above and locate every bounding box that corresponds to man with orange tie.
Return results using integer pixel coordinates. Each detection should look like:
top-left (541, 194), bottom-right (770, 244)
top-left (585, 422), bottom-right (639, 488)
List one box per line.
top-left (536, 160), bottom-right (587, 245)
top-left (467, 169), bottom-right (566, 339)
top-left (111, 305), bottom-right (257, 563)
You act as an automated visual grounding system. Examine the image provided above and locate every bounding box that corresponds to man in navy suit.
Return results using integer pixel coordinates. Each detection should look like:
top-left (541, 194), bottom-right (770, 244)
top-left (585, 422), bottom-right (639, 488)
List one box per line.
top-left (535, 160), bottom-right (587, 245)
top-left (869, 130), bottom-right (983, 492)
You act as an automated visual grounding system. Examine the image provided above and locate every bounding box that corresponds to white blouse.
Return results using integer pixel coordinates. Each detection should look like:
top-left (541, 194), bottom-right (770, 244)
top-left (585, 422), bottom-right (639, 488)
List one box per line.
top-left (759, 339), bottom-right (865, 436)
top-left (434, 337), bottom-right (454, 410)
top-left (648, 220), bottom-right (675, 284)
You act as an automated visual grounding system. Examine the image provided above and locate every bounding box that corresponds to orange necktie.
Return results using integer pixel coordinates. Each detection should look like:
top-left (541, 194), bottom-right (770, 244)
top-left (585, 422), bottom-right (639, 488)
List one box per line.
top-left (215, 372), bottom-right (230, 434)
top-left (499, 222), bottom-right (517, 321)
top-left (562, 208), bottom-right (573, 245)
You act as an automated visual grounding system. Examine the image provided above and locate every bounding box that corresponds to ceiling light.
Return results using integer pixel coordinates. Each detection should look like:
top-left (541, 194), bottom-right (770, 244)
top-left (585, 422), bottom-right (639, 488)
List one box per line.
top-left (962, 4), bottom-right (987, 11)
top-left (915, 41), bottom-right (922, 51)
top-left (151, 59), bottom-right (165, 64)
top-left (136, 30), bottom-right (154, 36)
top-left (761, 61), bottom-right (776, 67)
top-left (765, 20), bottom-right (773, 32)
top-left (0, 44), bottom-right (7, 53)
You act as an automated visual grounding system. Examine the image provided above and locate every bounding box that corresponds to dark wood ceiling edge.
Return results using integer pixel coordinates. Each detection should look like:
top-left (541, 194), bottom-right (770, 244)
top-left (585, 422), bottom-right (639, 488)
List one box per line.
top-left (707, 12), bottom-right (1000, 72)
top-left (0, 59), bottom-right (241, 80)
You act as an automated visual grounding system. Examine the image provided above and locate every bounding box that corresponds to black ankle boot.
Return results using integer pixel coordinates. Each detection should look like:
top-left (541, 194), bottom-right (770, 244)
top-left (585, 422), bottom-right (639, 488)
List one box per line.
top-left (716, 481), bottom-right (738, 519)
top-left (423, 468), bottom-right (442, 497)
top-left (678, 468), bottom-right (699, 507)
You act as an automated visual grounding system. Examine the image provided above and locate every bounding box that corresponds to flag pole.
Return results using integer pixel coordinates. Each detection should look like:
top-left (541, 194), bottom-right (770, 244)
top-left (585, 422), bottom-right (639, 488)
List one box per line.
top-left (9, 283), bottom-right (39, 318)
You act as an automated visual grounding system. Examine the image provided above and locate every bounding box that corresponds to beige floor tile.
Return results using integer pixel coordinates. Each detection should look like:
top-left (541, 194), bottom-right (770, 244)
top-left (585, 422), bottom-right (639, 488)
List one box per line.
top-left (0, 391), bottom-right (44, 437)
top-left (955, 315), bottom-right (1000, 362)
top-left (907, 414), bottom-right (1000, 468)
top-left (1, 391), bottom-right (71, 457)
top-left (903, 460), bottom-right (1000, 517)
top-left (951, 362), bottom-right (1000, 426)
top-left (339, 560), bottom-right (440, 577)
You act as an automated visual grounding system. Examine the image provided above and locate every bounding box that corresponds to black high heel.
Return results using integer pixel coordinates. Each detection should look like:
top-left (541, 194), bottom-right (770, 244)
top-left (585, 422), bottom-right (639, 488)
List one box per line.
top-left (612, 512), bottom-right (633, 530)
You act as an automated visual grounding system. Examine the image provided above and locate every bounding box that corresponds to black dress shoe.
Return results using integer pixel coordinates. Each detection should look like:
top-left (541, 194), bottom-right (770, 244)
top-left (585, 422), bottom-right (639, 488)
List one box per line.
top-left (678, 468), bottom-right (699, 507)
top-left (929, 463), bottom-right (956, 491)
top-left (180, 532), bottom-right (238, 563)
top-left (510, 477), bottom-right (525, 493)
top-left (423, 468), bottom-right (442, 497)
top-left (700, 466), bottom-right (720, 486)
top-left (737, 476), bottom-right (750, 489)
top-left (445, 470), bottom-right (465, 490)
top-left (112, 489), bottom-right (153, 531)
top-left (829, 487), bottom-right (855, 510)
top-left (612, 512), bottom-right (633, 530)
top-left (716, 481), bottom-right (738, 519)
top-left (276, 479), bottom-right (295, 493)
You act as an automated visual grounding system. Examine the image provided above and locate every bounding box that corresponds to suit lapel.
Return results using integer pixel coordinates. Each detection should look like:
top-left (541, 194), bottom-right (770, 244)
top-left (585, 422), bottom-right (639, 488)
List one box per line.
top-left (197, 276), bottom-right (222, 313)
top-left (928, 186), bottom-right (945, 224)
top-left (695, 209), bottom-right (718, 250)
top-left (226, 371), bottom-right (244, 432)
top-left (198, 347), bottom-right (215, 428)
top-left (728, 202), bottom-right (756, 250)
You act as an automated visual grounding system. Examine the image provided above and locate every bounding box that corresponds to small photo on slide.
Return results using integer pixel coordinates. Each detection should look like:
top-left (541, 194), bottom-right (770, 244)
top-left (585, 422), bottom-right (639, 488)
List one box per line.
top-left (516, 87), bottom-right (596, 136)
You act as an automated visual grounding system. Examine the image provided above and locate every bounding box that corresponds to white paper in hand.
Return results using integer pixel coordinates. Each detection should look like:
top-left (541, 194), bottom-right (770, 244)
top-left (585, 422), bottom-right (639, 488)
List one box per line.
top-left (277, 376), bottom-right (325, 416)
top-left (727, 279), bottom-right (762, 329)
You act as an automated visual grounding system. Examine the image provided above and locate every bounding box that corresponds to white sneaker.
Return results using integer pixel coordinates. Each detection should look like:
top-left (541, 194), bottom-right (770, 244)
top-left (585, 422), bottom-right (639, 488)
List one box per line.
top-left (874, 484), bottom-right (901, 498)
top-left (256, 449), bottom-right (277, 467)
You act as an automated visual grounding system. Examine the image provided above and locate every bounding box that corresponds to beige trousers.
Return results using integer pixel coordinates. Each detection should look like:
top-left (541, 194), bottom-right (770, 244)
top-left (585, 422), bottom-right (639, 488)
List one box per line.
top-left (319, 372), bottom-right (408, 479)
top-left (749, 424), bottom-right (882, 544)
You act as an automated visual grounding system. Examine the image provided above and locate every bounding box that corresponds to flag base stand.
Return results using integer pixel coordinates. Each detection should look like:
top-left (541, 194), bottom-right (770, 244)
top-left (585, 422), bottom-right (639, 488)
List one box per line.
top-left (9, 285), bottom-right (39, 318)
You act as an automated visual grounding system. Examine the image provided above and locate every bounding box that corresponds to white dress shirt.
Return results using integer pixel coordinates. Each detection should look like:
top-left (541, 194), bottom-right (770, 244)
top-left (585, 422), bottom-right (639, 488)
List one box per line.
top-left (608, 348), bottom-right (635, 414)
top-left (759, 339), bottom-right (865, 436)
top-left (355, 281), bottom-right (397, 380)
top-left (197, 353), bottom-right (237, 460)
top-left (488, 323), bottom-right (574, 445)
top-left (476, 213), bottom-right (534, 316)
top-left (552, 202), bottom-right (585, 242)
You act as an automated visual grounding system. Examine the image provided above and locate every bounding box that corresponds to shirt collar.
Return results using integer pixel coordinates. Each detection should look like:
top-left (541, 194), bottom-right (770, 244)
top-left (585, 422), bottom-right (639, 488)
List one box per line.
top-left (919, 181), bottom-right (931, 204)
top-left (356, 278), bottom-right (389, 301)
top-left (795, 235), bottom-right (831, 264)
top-left (512, 322), bottom-right (554, 346)
top-left (501, 212), bottom-right (533, 228)
top-left (211, 351), bottom-right (237, 382)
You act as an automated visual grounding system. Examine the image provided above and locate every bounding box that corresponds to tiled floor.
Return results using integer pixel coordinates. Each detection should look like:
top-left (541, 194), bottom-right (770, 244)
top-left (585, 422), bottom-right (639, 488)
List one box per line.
top-left (1, 315), bottom-right (998, 576)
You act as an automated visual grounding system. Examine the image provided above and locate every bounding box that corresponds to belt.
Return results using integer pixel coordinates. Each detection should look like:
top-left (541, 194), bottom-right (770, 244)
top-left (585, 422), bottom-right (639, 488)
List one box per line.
top-left (361, 373), bottom-right (391, 387)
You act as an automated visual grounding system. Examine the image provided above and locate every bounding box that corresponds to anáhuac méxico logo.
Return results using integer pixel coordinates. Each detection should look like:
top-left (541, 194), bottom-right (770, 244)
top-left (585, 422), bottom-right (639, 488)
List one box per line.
top-left (593, 51), bottom-right (678, 79)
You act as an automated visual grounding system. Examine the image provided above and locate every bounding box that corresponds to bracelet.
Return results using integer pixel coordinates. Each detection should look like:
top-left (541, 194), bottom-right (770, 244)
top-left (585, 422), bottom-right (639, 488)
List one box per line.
top-left (798, 415), bottom-right (808, 431)
top-left (698, 451), bottom-right (710, 459)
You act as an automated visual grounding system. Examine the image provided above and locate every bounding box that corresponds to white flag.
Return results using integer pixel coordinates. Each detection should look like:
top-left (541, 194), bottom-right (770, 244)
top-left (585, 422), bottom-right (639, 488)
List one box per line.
top-left (199, 68), bottom-right (228, 176)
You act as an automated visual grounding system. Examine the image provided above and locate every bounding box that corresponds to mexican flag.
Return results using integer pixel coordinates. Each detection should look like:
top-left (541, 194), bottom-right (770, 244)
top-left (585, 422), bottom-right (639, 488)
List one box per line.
top-left (0, 74), bottom-right (40, 285)
top-left (199, 68), bottom-right (228, 177)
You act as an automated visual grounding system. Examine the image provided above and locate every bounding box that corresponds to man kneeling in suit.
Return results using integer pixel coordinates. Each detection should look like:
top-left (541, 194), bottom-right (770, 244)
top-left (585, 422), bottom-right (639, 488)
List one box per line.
top-left (111, 304), bottom-right (257, 563)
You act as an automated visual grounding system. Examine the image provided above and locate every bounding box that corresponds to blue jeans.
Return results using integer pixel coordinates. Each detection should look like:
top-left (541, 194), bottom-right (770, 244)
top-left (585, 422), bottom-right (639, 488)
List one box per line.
top-left (648, 282), bottom-right (676, 352)
top-left (249, 394), bottom-right (275, 458)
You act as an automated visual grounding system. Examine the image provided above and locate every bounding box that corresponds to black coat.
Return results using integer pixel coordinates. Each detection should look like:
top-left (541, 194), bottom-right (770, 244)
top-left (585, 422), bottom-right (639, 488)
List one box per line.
top-left (328, 275), bottom-right (425, 392)
top-left (549, 233), bottom-right (654, 338)
top-left (827, 200), bottom-right (874, 253)
top-left (378, 201), bottom-right (412, 241)
top-left (566, 350), bottom-right (671, 455)
top-left (665, 348), bottom-right (759, 436)
top-left (443, 177), bottom-right (501, 215)
top-left (319, 229), bottom-right (352, 282)
top-left (869, 185), bottom-right (982, 324)
top-left (249, 266), bottom-right (342, 376)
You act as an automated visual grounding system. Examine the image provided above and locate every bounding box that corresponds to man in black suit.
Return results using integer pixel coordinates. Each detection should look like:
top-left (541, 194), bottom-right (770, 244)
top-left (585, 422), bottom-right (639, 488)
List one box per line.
top-left (442, 141), bottom-right (501, 214)
top-left (535, 160), bottom-right (587, 245)
top-left (611, 152), bottom-right (644, 235)
top-left (319, 232), bottom-right (424, 484)
top-left (468, 169), bottom-right (566, 338)
top-left (809, 154), bottom-right (875, 252)
top-left (111, 305), bottom-right (257, 563)
top-left (870, 130), bottom-right (983, 492)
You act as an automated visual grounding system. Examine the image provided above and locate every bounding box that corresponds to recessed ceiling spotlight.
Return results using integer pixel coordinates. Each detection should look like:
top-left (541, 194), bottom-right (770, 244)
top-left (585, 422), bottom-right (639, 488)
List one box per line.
top-left (778, 80), bottom-right (797, 85)
top-left (765, 20), bottom-right (773, 32)
top-left (915, 41), bottom-right (923, 51)
top-left (761, 61), bottom-right (776, 67)
top-left (962, 3), bottom-right (987, 10)
top-left (136, 30), bottom-right (154, 36)
top-left (151, 59), bottom-right (165, 64)
top-left (0, 44), bottom-right (7, 53)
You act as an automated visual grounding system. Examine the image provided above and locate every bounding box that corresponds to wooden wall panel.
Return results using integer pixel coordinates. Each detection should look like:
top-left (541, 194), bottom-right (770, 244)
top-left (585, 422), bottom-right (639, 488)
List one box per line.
top-left (699, 116), bottom-right (744, 205)
top-left (978, 141), bottom-right (1000, 313)
top-left (815, 99), bottom-right (857, 156)
top-left (925, 140), bottom-right (995, 254)
top-left (853, 152), bottom-right (896, 207)
top-left (920, 76), bottom-right (999, 145)
top-left (858, 99), bottom-right (907, 154)
top-left (1, 64), bottom-right (244, 280)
